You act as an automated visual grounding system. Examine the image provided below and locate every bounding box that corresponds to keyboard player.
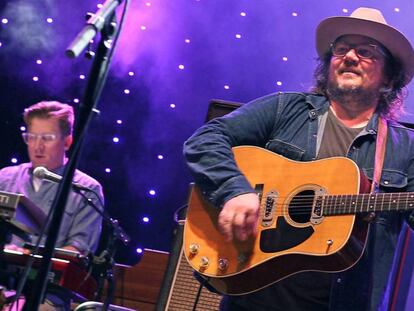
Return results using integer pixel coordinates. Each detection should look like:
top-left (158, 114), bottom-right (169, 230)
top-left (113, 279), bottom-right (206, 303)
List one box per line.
top-left (0, 101), bottom-right (104, 311)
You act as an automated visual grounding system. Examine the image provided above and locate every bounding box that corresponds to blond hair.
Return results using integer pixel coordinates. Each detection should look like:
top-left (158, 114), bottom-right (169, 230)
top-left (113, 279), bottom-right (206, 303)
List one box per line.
top-left (23, 101), bottom-right (74, 136)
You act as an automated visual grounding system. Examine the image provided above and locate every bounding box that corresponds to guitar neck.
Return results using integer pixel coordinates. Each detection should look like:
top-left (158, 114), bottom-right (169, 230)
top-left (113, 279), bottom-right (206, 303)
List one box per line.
top-left (323, 192), bottom-right (414, 216)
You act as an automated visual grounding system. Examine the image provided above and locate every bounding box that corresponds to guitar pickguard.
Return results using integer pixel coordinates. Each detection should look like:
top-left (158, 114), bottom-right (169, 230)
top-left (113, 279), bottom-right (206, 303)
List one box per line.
top-left (260, 217), bottom-right (314, 253)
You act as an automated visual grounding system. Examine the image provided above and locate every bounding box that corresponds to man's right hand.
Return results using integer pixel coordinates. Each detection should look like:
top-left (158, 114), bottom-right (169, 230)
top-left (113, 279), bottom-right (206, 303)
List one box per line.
top-left (218, 193), bottom-right (260, 242)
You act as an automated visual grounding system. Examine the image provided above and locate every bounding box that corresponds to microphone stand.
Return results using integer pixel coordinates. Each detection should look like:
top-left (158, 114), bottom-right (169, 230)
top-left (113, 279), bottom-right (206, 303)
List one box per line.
top-left (23, 1), bottom-right (124, 309)
top-left (93, 218), bottom-right (129, 309)
top-left (76, 191), bottom-right (130, 310)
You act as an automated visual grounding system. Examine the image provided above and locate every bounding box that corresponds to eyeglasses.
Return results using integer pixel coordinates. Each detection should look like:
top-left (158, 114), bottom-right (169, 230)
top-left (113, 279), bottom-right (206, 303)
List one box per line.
top-left (22, 133), bottom-right (59, 144)
top-left (330, 41), bottom-right (388, 60)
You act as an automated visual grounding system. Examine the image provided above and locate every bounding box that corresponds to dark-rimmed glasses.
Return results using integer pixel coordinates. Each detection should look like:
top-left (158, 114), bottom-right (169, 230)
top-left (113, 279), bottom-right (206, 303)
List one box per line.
top-left (331, 41), bottom-right (388, 60)
top-left (22, 133), bottom-right (59, 144)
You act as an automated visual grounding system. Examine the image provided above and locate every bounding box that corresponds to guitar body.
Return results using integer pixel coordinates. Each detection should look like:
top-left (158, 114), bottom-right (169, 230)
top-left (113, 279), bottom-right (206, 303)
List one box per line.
top-left (184, 146), bottom-right (371, 295)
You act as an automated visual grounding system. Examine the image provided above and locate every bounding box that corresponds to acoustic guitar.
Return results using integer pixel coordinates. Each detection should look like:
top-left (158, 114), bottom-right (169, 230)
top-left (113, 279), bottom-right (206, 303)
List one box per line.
top-left (183, 146), bottom-right (412, 295)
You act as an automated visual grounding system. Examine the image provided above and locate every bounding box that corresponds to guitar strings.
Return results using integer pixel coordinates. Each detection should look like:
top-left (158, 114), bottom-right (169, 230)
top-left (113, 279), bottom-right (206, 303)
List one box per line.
top-left (253, 193), bottom-right (410, 217)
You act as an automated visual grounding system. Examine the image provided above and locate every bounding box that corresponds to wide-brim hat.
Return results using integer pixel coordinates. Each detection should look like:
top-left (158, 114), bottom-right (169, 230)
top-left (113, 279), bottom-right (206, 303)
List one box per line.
top-left (316, 7), bottom-right (414, 86)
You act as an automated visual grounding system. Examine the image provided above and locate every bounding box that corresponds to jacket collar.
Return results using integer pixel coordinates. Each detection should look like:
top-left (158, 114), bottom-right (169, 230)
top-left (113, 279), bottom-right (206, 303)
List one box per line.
top-left (305, 93), bottom-right (330, 111)
top-left (305, 92), bottom-right (384, 134)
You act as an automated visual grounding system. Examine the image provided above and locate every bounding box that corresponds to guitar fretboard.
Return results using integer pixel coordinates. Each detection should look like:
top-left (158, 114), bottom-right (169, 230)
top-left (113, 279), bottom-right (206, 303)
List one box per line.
top-left (322, 192), bottom-right (414, 215)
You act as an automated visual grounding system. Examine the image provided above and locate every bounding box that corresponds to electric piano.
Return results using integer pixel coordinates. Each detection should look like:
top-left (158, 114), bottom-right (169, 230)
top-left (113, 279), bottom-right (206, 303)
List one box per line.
top-left (0, 247), bottom-right (97, 300)
top-left (0, 190), bottom-right (96, 300)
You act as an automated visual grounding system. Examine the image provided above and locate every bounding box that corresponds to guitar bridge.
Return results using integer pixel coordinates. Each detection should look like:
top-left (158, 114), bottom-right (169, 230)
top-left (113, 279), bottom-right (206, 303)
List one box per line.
top-left (310, 188), bottom-right (326, 225)
top-left (261, 190), bottom-right (278, 227)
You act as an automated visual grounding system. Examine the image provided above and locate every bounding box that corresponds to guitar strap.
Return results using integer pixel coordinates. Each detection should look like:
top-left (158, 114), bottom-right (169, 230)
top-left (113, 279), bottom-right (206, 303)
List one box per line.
top-left (371, 116), bottom-right (388, 193)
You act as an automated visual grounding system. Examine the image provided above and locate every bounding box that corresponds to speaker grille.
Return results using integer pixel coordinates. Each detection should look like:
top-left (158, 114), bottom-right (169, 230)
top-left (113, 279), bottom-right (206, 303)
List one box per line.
top-left (165, 250), bottom-right (221, 311)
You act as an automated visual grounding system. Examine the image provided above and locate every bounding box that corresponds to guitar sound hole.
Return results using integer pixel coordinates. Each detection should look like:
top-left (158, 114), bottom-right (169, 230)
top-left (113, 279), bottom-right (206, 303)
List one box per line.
top-left (289, 190), bottom-right (314, 224)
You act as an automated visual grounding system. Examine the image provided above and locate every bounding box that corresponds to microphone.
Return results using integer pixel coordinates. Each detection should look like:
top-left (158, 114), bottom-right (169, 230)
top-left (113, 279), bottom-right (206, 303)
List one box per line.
top-left (66, 0), bottom-right (123, 58)
top-left (33, 166), bottom-right (90, 191)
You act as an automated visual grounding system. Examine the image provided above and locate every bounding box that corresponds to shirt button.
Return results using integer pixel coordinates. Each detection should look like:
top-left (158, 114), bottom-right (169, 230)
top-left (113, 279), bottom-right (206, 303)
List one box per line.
top-left (336, 278), bottom-right (342, 283)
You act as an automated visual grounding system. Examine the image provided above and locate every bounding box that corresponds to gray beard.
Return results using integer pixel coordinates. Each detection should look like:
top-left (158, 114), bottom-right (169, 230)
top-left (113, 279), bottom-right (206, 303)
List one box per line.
top-left (326, 80), bottom-right (379, 107)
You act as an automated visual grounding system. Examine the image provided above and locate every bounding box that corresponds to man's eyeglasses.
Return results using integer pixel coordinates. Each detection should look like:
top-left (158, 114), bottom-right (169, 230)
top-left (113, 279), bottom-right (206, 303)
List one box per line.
top-left (330, 41), bottom-right (388, 60)
top-left (22, 133), bottom-right (59, 144)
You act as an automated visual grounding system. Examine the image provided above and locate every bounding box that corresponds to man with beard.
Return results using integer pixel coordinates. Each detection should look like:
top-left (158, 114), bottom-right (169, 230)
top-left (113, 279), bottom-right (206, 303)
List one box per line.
top-left (183, 7), bottom-right (414, 311)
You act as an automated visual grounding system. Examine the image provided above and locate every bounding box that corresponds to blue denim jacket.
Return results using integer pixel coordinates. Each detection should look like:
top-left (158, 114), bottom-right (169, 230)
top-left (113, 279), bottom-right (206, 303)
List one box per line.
top-left (184, 92), bottom-right (414, 310)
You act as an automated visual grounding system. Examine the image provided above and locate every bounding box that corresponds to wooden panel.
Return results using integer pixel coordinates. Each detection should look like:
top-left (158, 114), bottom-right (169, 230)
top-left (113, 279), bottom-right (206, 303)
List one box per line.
top-left (106, 247), bottom-right (222, 311)
top-left (109, 298), bottom-right (155, 311)
top-left (112, 249), bottom-right (169, 306)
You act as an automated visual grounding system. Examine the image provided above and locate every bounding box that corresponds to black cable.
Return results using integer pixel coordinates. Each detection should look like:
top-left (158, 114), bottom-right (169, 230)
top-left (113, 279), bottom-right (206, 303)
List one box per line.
top-left (192, 282), bottom-right (203, 311)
